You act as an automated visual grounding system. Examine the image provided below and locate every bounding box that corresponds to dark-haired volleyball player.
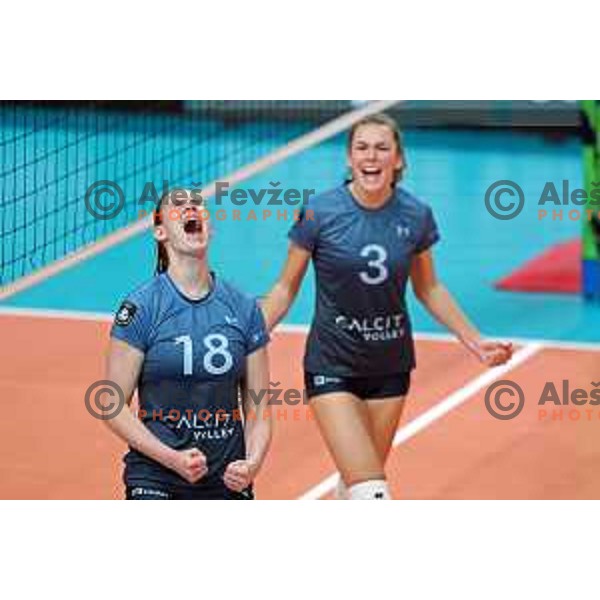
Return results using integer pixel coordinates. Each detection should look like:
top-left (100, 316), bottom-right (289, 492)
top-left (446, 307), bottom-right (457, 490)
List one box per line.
top-left (104, 191), bottom-right (271, 499)
top-left (262, 113), bottom-right (513, 500)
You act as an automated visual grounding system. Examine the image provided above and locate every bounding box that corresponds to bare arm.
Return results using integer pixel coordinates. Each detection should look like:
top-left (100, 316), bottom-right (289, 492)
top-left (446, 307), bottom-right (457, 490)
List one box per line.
top-left (243, 347), bottom-right (272, 475)
top-left (104, 338), bottom-right (207, 483)
top-left (223, 346), bottom-right (272, 492)
top-left (261, 243), bottom-right (311, 331)
top-left (409, 250), bottom-right (513, 366)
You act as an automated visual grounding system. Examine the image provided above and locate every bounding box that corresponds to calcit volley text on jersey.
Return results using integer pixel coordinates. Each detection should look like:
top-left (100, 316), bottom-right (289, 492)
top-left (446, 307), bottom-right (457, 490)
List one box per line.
top-left (288, 185), bottom-right (440, 376)
top-left (110, 272), bottom-right (269, 491)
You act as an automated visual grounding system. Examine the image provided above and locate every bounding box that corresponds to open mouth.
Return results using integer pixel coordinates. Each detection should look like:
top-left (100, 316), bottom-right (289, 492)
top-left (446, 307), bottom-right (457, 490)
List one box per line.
top-left (361, 166), bottom-right (382, 176)
top-left (180, 207), bottom-right (205, 243)
top-left (180, 206), bottom-right (204, 237)
top-left (183, 218), bottom-right (203, 234)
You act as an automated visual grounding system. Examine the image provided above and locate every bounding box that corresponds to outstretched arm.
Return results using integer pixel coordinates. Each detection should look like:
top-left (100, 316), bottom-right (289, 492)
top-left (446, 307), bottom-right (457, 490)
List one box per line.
top-left (409, 250), bottom-right (513, 367)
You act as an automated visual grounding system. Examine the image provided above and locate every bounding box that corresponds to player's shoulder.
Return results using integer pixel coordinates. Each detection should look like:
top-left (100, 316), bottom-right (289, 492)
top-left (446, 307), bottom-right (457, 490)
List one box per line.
top-left (312, 185), bottom-right (348, 204)
top-left (393, 186), bottom-right (436, 219)
top-left (122, 275), bottom-right (164, 306)
top-left (395, 186), bottom-right (432, 211)
top-left (112, 276), bottom-right (163, 329)
top-left (115, 275), bottom-right (169, 323)
top-left (304, 184), bottom-right (350, 217)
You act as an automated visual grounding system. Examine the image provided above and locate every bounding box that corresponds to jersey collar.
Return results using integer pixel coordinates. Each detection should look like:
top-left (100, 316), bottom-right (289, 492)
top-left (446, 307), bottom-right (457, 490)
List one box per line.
top-left (163, 271), bottom-right (217, 305)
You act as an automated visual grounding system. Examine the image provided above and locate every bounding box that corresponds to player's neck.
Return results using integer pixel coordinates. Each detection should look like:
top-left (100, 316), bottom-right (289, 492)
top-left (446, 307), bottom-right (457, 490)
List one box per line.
top-left (167, 258), bottom-right (213, 301)
top-left (349, 182), bottom-right (392, 209)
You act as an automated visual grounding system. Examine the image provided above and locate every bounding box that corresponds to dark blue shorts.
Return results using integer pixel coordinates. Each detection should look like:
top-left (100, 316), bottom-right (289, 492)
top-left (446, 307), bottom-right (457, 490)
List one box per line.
top-left (126, 485), bottom-right (253, 500)
top-left (304, 371), bottom-right (411, 400)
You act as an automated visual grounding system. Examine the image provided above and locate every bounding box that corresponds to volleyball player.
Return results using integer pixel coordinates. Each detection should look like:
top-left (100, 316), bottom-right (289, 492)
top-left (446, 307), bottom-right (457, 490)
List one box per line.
top-left (103, 191), bottom-right (272, 499)
top-left (262, 113), bottom-right (513, 500)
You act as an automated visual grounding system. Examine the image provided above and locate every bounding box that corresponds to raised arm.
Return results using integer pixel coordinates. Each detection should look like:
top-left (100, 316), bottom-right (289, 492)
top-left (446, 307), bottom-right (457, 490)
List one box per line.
top-left (104, 338), bottom-right (207, 483)
top-left (261, 243), bottom-right (311, 331)
top-left (409, 250), bottom-right (513, 367)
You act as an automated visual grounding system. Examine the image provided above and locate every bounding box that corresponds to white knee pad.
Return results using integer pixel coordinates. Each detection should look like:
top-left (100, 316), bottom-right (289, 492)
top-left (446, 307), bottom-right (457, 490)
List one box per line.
top-left (348, 479), bottom-right (391, 500)
top-left (334, 475), bottom-right (349, 500)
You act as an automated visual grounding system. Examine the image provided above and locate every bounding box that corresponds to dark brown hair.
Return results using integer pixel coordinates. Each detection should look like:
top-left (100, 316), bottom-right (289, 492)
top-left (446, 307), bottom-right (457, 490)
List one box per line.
top-left (154, 193), bottom-right (170, 275)
top-left (347, 113), bottom-right (406, 184)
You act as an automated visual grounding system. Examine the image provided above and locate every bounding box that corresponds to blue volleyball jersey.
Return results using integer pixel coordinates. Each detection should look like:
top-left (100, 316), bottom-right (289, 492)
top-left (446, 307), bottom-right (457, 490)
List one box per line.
top-left (288, 184), bottom-right (440, 376)
top-left (110, 272), bottom-right (269, 493)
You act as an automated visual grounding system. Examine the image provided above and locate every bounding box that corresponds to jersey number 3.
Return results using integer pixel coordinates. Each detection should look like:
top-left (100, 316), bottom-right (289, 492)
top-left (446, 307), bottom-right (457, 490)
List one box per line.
top-left (359, 244), bottom-right (388, 285)
top-left (174, 334), bottom-right (233, 376)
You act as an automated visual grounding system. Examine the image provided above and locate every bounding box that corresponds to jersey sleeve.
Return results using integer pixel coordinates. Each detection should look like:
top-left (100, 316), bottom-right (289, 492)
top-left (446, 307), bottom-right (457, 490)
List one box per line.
top-left (288, 202), bottom-right (319, 252)
top-left (415, 205), bottom-right (441, 254)
top-left (110, 295), bottom-right (152, 353)
top-left (245, 300), bottom-right (270, 355)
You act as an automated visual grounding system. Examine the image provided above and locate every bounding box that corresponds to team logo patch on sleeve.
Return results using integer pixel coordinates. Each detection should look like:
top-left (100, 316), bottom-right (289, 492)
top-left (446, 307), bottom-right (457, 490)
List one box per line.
top-left (115, 301), bottom-right (138, 327)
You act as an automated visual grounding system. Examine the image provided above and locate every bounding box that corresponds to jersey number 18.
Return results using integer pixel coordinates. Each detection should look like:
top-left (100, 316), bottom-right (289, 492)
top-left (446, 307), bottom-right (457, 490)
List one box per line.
top-left (174, 334), bottom-right (233, 376)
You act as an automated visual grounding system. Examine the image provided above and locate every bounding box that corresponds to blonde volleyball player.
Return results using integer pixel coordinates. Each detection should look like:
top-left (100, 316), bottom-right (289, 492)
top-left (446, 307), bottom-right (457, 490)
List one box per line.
top-left (262, 114), bottom-right (513, 500)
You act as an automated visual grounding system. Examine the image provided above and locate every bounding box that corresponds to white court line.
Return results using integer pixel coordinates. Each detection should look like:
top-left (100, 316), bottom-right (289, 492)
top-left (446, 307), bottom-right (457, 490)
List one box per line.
top-left (297, 342), bottom-right (544, 500)
top-left (0, 306), bottom-right (114, 322)
top-left (1, 307), bottom-right (599, 351)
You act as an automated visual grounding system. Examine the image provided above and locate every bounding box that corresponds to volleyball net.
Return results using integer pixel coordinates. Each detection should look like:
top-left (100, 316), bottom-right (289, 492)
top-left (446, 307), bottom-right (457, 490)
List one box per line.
top-left (1, 100), bottom-right (592, 302)
top-left (0, 100), bottom-right (399, 298)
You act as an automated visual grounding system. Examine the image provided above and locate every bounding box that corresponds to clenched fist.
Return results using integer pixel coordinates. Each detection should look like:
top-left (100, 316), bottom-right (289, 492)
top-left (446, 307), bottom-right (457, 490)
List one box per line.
top-left (223, 460), bottom-right (256, 492)
top-left (170, 448), bottom-right (208, 484)
top-left (468, 340), bottom-right (514, 367)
